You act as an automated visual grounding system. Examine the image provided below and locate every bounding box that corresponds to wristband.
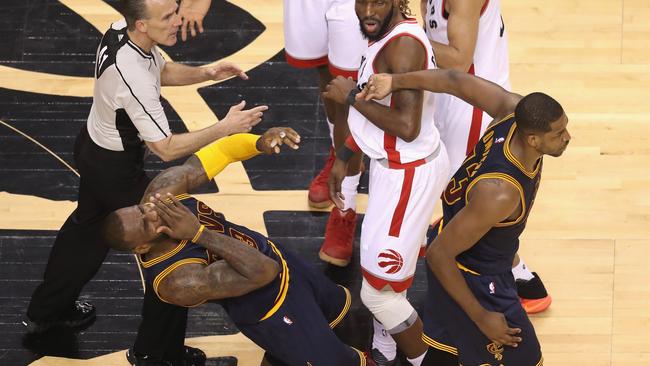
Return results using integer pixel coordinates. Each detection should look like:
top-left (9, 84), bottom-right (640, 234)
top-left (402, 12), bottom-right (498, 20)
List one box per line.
top-left (346, 88), bottom-right (360, 106)
top-left (336, 144), bottom-right (356, 163)
top-left (191, 224), bottom-right (205, 243)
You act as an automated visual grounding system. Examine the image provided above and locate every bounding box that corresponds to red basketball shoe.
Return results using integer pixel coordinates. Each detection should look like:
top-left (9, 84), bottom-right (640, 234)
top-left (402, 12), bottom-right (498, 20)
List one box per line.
top-left (308, 147), bottom-right (335, 208)
top-left (319, 208), bottom-right (357, 267)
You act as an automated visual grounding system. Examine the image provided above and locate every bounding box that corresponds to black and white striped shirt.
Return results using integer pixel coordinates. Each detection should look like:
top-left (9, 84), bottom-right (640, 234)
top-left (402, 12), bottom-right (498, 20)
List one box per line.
top-left (87, 19), bottom-right (170, 152)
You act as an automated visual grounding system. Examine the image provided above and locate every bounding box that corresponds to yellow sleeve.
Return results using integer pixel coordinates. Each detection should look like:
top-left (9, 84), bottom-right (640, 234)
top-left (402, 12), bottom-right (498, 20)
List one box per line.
top-left (194, 133), bottom-right (261, 179)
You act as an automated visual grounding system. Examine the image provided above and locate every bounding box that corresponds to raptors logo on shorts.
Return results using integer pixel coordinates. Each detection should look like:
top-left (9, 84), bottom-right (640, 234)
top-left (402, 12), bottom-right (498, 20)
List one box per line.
top-left (377, 249), bottom-right (404, 274)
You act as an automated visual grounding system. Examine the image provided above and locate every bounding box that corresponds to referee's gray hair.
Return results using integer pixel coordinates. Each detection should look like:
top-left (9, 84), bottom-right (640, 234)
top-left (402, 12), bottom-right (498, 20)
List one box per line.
top-left (119, 0), bottom-right (150, 31)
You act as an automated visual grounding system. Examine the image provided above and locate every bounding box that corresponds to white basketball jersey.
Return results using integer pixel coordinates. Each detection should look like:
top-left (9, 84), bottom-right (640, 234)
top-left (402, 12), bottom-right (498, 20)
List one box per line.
top-left (424, 0), bottom-right (510, 88)
top-left (349, 19), bottom-right (440, 164)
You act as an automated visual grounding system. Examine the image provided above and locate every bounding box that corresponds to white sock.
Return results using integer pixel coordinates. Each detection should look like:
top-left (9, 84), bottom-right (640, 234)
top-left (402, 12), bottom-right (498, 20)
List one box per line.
top-left (327, 117), bottom-right (334, 144)
top-left (341, 173), bottom-right (361, 211)
top-left (407, 350), bottom-right (427, 366)
top-left (512, 258), bottom-right (535, 281)
top-left (372, 318), bottom-right (397, 361)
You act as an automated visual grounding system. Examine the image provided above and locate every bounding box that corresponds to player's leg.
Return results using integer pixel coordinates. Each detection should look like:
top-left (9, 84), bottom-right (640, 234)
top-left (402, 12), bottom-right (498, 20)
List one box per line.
top-left (283, 0), bottom-right (329, 68)
top-left (318, 0), bottom-right (367, 267)
top-left (238, 277), bottom-right (364, 365)
top-left (421, 265), bottom-right (463, 366)
top-left (361, 151), bottom-right (450, 365)
top-left (426, 268), bottom-right (543, 365)
top-left (283, 0), bottom-right (338, 210)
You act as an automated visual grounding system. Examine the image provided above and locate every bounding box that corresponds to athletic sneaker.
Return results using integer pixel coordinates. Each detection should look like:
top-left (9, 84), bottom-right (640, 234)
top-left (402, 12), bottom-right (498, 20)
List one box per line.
top-left (319, 208), bottom-right (356, 267)
top-left (517, 272), bottom-right (552, 314)
top-left (308, 147), bottom-right (335, 208)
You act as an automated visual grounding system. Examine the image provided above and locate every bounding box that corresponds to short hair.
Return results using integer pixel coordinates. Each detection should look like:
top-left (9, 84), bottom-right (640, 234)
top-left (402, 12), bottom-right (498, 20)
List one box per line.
top-left (514, 92), bottom-right (564, 134)
top-left (101, 211), bottom-right (131, 252)
top-left (119, 0), bottom-right (149, 31)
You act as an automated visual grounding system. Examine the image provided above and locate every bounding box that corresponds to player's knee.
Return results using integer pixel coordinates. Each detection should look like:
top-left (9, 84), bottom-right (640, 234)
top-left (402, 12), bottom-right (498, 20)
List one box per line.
top-left (360, 279), bottom-right (416, 332)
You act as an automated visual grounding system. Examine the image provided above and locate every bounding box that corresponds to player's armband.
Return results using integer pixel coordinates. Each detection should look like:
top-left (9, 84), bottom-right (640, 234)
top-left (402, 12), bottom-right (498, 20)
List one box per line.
top-left (194, 133), bottom-right (261, 179)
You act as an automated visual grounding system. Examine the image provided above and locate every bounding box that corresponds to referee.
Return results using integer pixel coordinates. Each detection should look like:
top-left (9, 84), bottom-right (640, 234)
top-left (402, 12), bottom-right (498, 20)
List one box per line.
top-left (23, 0), bottom-right (266, 365)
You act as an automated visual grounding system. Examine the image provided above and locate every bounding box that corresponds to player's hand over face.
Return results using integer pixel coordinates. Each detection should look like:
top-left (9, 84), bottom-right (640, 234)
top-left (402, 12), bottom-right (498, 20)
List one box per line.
top-left (222, 101), bottom-right (268, 135)
top-left (178, 0), bottom-right (211, 41)
top-left (328, 158), bottom-right (348, 210)
top-left (322, 76), bottom-right (358, 104)
top-left (357, 73), bottom-right (393, 102)
top-left (258, 127), bottom-right (301, 154)
top-left (476, 311), bottom-right (522, 347)
top-left (150, 193), bottom-right (201, 240)
top-left (203, 61), bottom-right (248, 81)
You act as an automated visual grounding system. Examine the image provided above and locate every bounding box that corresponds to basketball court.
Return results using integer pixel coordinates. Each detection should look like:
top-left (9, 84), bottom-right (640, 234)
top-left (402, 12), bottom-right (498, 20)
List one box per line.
top-left (0, 0), bottom-right (649, 365)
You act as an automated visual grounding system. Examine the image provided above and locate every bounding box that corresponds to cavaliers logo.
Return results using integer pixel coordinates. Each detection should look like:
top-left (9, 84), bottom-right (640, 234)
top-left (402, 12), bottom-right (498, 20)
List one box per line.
top-left (486, 342), bottom-right (504, 361)
top-left (377, 249), bottom-right (404, 274)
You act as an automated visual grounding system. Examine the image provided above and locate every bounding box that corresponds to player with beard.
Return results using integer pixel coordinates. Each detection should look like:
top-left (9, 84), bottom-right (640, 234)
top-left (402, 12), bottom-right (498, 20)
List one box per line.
top-left (323, 1), bottom-right (449, 365)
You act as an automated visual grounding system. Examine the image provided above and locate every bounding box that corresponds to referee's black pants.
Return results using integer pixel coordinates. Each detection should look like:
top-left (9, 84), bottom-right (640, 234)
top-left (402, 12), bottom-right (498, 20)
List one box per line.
top-left (27, 126), bottom-right (188, 361)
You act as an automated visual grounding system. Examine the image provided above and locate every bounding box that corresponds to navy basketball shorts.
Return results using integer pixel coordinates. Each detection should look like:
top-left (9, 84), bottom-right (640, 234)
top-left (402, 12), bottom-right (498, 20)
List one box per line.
top-left (237, 250), bottom-right (362, 366)
top-left (422, 267), bottom-right (543, 366)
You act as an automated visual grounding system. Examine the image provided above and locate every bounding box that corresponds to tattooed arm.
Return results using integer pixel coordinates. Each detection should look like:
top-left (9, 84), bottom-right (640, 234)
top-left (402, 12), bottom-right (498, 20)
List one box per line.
top-left (425, 178), bottom-right (523, 346)
top-left (140, 127), bottom-right (301, 202)
top-left (153, 194), bottom-right (280, 306)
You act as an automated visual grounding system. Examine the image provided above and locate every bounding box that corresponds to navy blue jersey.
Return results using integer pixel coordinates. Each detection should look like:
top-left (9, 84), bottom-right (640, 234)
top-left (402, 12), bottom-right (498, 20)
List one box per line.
top-left (139, 194), bottom-right (289, 324)
top-left (438, 114), bottom-right (542, 275)
top-left (138, 195), bottom-right (362, 365)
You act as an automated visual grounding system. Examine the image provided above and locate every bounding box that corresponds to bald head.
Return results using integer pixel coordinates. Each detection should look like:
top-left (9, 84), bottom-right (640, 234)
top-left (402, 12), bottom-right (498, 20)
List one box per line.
top-left (101, 209), bottom-right (134, 252)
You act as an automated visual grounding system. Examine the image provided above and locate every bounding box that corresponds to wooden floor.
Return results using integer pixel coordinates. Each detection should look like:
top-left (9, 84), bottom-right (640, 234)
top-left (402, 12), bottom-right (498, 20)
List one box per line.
top-left (1, 0), bottom-right (649, 365)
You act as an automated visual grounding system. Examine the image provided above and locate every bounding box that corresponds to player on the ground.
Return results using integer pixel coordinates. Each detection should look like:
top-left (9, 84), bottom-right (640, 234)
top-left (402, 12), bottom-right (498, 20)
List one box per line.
top-left (103, 127), bottom-right (377, 366)
top-left (322, 1), bottom-right (450, 365)
top-left (360, 69), bottom-right (568, 365)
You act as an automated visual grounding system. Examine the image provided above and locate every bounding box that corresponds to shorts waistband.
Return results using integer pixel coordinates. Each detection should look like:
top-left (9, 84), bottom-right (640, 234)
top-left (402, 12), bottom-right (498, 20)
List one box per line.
top-left (376, 143), bottom-right (441, 170)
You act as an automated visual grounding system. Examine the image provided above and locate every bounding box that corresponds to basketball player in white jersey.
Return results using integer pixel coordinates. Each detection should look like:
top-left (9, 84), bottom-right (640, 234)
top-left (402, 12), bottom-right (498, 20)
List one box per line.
top-left (176, 0), bottom-right (367, 268)
top-left (323, 1), bottom-right (449, 365)
top-left (422, 0), bottom-right (551, 315)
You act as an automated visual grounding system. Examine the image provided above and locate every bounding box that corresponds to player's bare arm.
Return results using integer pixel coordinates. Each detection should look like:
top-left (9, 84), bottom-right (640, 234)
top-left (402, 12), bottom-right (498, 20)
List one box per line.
top-left (429, 0), bottom-right (483, 72)
top-left (142, 127), bottom-right (301, 200)
top-left (360, 69), bottom-right (521, 122)
top-left (323, 36), bottom-right (427, 142)
top-left (425, 178), bottom-right (523, 347)
top-left (152, 194), bottom-right (281, 306)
